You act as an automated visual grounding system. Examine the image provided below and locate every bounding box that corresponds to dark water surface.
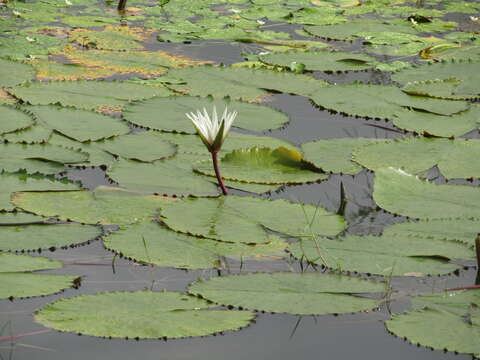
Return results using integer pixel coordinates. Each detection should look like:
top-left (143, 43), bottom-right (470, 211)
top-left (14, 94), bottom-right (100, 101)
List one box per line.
top-left (1, 36), bottom-right (478, 360)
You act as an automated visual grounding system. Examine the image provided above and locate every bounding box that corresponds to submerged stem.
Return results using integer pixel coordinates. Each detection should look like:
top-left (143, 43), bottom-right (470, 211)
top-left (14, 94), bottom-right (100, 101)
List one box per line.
top-left (211, 150), bottom-right (228, 195)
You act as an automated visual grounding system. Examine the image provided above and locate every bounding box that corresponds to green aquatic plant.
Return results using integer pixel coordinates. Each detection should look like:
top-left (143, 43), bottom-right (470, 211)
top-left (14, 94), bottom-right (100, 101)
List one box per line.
top-left (186, 106), bottom-right (237, 195)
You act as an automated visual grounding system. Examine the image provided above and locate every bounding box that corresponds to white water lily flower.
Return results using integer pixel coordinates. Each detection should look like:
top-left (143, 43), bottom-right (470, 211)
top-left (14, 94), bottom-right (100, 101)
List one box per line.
top-left (12, 10), bottom-right (21, 16)
top-left (65, 0), bottom-right (73, 5)
top-left (25, 36), bottom-right (35, 42)
top-left (186, 106), bottom-right (237, 152)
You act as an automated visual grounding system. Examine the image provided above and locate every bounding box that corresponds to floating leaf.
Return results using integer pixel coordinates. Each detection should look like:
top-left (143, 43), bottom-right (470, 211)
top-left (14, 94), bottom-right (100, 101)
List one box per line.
top-left (386, 290), bottom-right (480, 358)
top-left (301, 138), bottom-right (385, 174)
top-left (0, 58), bottom-right (36, 87)
top-left (259, 50), bottom-right (377, 72)
top-left (166, 65), bottom-right (326, 100)
top-left (392, 60), bottom-right (480, 99)
top-left (0, 143), bottom-right (88, 174)
top-left (353, 138), bottom-right (480, 179)
top-left (160, 196), bottom-right (346, 243)
top-left (304, 21), bottom-right (416, 41)
top-left (288, 233), bottom-right (473, 276)
top-left (383, 218), bottom-right (480, 247)
top-left (194, 147), bottom-right (327, 184)
top-left (188, 272), bottom-right (383, 315)
top-left (10, 81), bottom-right (171, 111)
top-left (61, 48), bottom-right (203, 77)
top-left (310, 83), bottom-right (469, 120)
top-left (0, 105), bottom-right (34, 135)
top-left (107, 157), bottom-right (219, 196)
top-left (0, 172), bottom-right (80, 211)
top-left (35, 290), bottom-right (254, 338)
top-left (391, 105), bottom-right (480, 138)
top-left (0, 253), bottom-right (77, 299)
top-left (69, 26), bottom-right (149, 51)
top-left (28, 105), bottom-right (131, 142)
top-left (0, 220), bottom-right (101, 252)
top-left (0, 124), bottom-right (52, 144)
top-left (373, 167), bottom-right (480, 219)
top-left (0, 212), bottom-right (45, 225)
top-left (97, 132), bottom-right (177, 162)
top-left (103, 221), bottom-right (287, 269)
top-left (403, 78), bottom-right (479, 101)
top-left (32, 60), bottom-right (115, 81)
top-left (123, 96), bottom-right (289, 133)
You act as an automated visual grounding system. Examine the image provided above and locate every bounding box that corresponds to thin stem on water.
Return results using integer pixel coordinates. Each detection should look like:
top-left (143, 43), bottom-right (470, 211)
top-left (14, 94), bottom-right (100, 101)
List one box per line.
top-left (211, 150), bottom-right (228, 195)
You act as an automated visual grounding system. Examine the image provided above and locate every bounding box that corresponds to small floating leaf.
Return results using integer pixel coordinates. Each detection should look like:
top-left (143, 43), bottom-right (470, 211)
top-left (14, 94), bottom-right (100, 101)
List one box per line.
top-left (0, 58), bottom-right (36, 87)
top-left (0, 105), bottom-right (34, 135)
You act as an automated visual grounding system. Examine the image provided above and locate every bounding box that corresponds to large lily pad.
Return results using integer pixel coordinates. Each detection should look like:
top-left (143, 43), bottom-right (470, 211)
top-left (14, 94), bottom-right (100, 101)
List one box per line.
top-left (0, 218), bottom-right (101, 251)
top-left (123, 96), bottom-right (289, 133)
top-left (0, 253), bottom-right (78, 299)
top-left (98, 132), bottom-right (177, 162)
top-left (373, 167), bottom-right (480, 219)
top-left (259, 50), bottom-right (377, 72)
top-left (0, 105), bottom-right (34, 135)
top-left (35, 290), bottom-right (254, 338)
top-left (0, 124), bottom-right (52, 144)
top-left (107, 158), bottom-right (219, 196)
top-left (160, 196), bottom-right (346, 243)
top-left (391, 105), bottom-right (480, 138)
top-left (28, 105), bottom-right (131, 142)
top-left (12, 187), bottom-right (174, 225)
top-left (392, 60), bottom-right (480, 99)
top-left (194, 147), bottom-right (327, 184)
top-left (69, 26), bottom-right (148, 51)
top-left (103, 221), bottom-right (287, 269)
top-left (9, 80), bottom-right (171, 111)
top-left (288, 233), bottom-right (473, 276)
top-left (0, 143), bottom-right (88, 174)
top-left (310, 83), bottom-right (469, 120)
top-left (301, 138), bottom-right (385, 174)
top-left (383, 218), bottom-right (480, 247)
top-left (0, 58), bottom-right (36, 87)
top-left (166, 65), bottom-right (326, 100)
top-left (0, 172), bottom-right (80, 211)
top-left (353, 138), bottom-right (480, 179)
top-left (188, 272), bottom-right (383, 315)
top-left (386, 290), bottom-right (480, 358)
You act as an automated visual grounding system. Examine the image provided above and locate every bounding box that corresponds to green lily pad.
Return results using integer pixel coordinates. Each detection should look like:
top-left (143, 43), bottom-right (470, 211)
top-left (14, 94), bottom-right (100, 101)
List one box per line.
top-left (373, 167), bottom-right (480, 219)
top-left (0, 105), bottom-right (34, 135)
top-left (166, 65), bottom-right (326, 100)
top-left (194, 147), bottom-right (327, 184)
top-left (0, 143), bottom-right (88, 174)
top-left (402, 79), bottom-right (479, 101)
top-left (0, 58), bottom-right (36, 87)
top-left (188, 272), bottom-right (383, 315)
top-left (98, 132), bottom-right (177, 162)
top-left (9, 80), bottom-right (171, 111)
top-left (353, 138), bottom-right (480, 179)
top-left (304, 21), bottom-right (416, 41)
top-left (0, 172), bottom-right (80, 211)
top-left (383, 218), bottom-right (480, 247)
top-left (310, 83), bottom-right (469, 120)
top-left (0, 253), bottom-right (77, 299)
top-left (288, 233), bottom-right (473, 276)
top-left (301, 138), bottom-right (385, 174)
top-left (27, 105), bottom-right (131, 142)
top-left (0, 124), bottom-right (52, 144)
top-left (12, 187), bottom-right (174, 225)
top-left (107, 158), bottom-right (219, 196)
top-left (0, 212), bottom-right (46, 224)
top-left (69, 26), bottom-right (147, 51)
top-left (259, 50), bottom-right (377, 72)
top-left (160, 196), bottom-right (346, 243)
top-left (391, 105), bottom-right (480, 137)
top-left (48, 133), bottom-right (116, 167)
top-left (391, 60), bottom-right (480, 99)
top-left (0, 219), bottom-right (101, 251)
top-left (35, 290), bottom-right (254, 338)
top-left (386, 290), bottom-right (480, 358)
top-left (103, 221), bottom-right (287, 269)
top-left (123, 96), bottom-right (289, 133)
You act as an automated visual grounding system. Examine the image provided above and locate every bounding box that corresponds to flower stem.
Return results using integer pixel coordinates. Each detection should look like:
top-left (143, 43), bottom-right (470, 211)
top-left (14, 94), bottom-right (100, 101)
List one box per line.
top-left (211, 150), bottom-right (228, 195)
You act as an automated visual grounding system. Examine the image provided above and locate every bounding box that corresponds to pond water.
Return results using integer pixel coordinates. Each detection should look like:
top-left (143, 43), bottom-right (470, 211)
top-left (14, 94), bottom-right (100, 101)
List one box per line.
top-left (0, 0), bottom-right (479, 358)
